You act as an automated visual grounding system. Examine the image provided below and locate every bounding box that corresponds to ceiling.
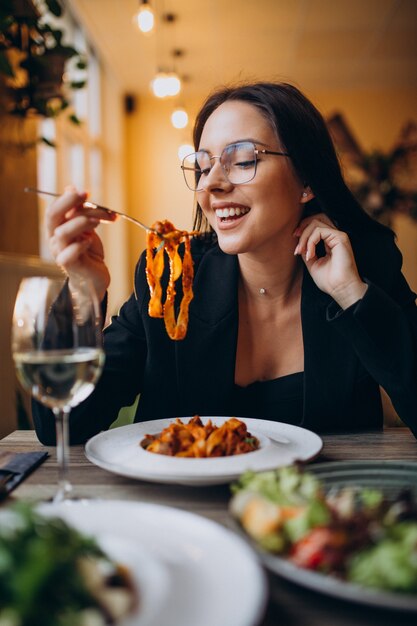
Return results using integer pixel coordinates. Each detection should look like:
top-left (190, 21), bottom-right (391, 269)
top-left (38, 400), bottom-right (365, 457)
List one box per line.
top-left (68, 0), bottom-right (417, 98)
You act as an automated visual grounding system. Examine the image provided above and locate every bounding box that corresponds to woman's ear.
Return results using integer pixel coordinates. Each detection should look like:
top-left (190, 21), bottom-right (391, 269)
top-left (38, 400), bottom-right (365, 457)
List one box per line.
top-left (300, 186), bottom-right (315, 203)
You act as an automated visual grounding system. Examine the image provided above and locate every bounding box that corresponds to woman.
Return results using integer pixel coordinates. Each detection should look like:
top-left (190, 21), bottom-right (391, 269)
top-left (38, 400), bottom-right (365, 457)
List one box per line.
top-left (33, 82), bottom-right (417, 444)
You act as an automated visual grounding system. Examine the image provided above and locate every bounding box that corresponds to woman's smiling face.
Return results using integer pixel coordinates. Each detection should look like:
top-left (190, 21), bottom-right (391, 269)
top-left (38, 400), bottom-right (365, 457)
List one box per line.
top-left (197, 100), bottom-right (306, 256)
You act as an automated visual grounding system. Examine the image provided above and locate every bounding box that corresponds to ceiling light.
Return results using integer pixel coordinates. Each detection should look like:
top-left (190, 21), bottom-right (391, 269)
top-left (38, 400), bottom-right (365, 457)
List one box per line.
top-left (151, 72), bottom-right (181, 98)
top-left (133, 0), bottom-right (155, 34)
top-left (178, 143), bottom-right (194, 161)
top-left (171, 107), bottom-right (188, 129)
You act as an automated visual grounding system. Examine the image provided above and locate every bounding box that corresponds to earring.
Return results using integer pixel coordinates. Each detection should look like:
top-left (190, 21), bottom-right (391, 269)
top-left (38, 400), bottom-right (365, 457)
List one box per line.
top-left (302, 191), bottom-right (308, 197)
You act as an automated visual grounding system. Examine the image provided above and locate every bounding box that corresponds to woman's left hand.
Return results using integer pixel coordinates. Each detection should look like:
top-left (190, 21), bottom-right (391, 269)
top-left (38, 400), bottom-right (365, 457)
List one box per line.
top-left (294, 214), bottom-right (368, 309)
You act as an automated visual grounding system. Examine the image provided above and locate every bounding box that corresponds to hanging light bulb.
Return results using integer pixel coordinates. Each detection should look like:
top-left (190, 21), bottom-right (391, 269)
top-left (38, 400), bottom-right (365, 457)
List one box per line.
top-left (151, 71), bottom-right (181, 98)
top-left (178, 143), bottom-right (194, 161)
top-left (133, 0), bottom-right (155, 34)
top-left (171, 107), bottom-right (188, 129)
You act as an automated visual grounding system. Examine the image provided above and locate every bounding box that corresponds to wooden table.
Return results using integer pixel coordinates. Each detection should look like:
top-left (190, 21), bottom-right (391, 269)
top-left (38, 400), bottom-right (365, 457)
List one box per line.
top-left (1, 428), bottom-right (417, 626)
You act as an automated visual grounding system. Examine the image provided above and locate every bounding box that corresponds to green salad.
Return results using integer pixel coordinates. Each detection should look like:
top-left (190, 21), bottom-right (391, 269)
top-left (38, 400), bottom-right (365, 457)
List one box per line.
top-left (0, 504), bottom-right (136, 626)
top-left (230, 466), bottom-right (417, 593)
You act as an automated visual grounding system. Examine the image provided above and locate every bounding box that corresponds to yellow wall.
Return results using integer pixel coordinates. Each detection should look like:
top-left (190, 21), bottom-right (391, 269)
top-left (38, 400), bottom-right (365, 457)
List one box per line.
top-left (124, 86), bottom-right (417, 291)
top-left (309, 86), bottom-right (417, 292)
top-left (124, 96), bottom-right (198, 280)
top-left (309, 87), bottom-right (417, 151)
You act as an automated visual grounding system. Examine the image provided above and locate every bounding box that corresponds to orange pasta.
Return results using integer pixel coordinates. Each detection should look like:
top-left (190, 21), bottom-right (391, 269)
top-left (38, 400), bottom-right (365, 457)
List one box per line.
top-left (145, 220), bottom-right (197, 341)
top-left (141, 416), bottom-right (260, 457)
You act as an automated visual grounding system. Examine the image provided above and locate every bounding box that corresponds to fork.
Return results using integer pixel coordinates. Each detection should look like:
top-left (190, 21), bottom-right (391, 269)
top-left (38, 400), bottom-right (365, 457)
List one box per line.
top-left (24, 187), bottom-right (163, 235)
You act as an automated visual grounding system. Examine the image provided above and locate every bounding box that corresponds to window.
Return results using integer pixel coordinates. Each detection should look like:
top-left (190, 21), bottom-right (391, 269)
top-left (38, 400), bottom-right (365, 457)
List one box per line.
top-left (37, 13), bottom-right (103, 259)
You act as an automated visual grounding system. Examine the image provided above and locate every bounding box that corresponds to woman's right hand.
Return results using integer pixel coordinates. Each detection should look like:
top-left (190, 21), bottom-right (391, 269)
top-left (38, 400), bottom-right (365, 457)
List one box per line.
top-left (47, 187), bottom-right (111, 302)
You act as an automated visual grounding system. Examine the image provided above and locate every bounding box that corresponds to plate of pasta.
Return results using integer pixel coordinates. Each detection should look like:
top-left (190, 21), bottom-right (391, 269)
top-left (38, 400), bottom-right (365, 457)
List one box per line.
top-left (85, 416), bottom-right (323, 485)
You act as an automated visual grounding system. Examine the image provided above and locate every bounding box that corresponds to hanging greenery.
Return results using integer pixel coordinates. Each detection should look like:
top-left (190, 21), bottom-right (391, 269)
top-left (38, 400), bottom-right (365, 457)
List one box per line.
top-left (0, 0), bottom-right (87, 143)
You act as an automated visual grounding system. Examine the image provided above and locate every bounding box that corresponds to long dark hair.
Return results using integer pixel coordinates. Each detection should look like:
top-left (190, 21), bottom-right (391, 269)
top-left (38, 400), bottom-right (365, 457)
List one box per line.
top-left (192, 81), bottom-right (389, 238)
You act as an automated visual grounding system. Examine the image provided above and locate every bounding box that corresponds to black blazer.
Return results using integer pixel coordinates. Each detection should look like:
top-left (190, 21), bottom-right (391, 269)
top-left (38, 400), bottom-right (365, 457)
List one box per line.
top-left (33, 229), bottom-right (417, 444)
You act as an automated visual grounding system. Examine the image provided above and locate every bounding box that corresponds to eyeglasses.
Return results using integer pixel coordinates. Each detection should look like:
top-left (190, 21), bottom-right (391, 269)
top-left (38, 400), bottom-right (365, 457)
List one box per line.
top-left (181, 140), bottom-right (290, 192)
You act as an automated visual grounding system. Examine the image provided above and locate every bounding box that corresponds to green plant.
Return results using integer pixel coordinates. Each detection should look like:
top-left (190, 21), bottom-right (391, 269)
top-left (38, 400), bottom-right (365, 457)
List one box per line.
top-left (327, 113), bottom-right (417, 225)
top-left (348, 145), bottom-right (417, 224)
top-left (0, 0), bottom-right (87, 145)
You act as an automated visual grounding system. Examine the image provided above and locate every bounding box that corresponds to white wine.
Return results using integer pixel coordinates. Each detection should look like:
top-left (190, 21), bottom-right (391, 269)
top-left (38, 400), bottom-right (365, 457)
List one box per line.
top-left (14, 348), bottom-right (105, 409)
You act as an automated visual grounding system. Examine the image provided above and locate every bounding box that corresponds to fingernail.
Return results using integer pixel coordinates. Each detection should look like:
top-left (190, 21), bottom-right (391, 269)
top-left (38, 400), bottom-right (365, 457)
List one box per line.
top-left (294, 244), bottom-right (299, 255)
top-left (305, 251), bottom-right (310, 261)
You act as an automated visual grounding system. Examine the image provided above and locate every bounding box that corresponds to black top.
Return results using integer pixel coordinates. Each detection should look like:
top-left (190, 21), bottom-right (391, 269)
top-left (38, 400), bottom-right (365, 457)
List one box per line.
top-left (233, 372), bottom-right (304, 424)
top-left (32, 231), bottom-right (417, 445)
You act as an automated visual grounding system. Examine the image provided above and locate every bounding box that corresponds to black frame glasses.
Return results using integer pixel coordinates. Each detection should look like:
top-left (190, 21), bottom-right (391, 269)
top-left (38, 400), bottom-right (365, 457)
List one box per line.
top-left (181, 140), bottom-right (290, 191)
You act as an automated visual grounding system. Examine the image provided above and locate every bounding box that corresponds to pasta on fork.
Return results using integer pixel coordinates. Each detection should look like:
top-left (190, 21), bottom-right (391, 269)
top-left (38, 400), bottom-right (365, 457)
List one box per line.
top-left (145, 220), bottom-right (198, 341)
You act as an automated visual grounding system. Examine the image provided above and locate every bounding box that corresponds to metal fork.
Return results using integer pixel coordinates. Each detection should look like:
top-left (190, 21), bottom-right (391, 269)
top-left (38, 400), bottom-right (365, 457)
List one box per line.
top-left (24, 187), bottom-right (162, 235)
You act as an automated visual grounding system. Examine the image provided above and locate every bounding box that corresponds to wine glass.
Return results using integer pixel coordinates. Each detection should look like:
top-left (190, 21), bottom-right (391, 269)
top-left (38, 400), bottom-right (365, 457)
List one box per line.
top-left (11, 276), bottom-right (105, 502)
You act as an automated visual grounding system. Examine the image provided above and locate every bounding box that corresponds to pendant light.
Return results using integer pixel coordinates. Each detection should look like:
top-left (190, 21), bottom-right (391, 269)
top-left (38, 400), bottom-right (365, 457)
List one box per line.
top-left (133, 0), bottom-right (155, 34)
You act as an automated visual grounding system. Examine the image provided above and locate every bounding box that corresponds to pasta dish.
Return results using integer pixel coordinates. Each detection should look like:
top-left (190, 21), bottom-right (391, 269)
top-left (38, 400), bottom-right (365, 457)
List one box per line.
top-left (141, 416), bottom-right (260, 457)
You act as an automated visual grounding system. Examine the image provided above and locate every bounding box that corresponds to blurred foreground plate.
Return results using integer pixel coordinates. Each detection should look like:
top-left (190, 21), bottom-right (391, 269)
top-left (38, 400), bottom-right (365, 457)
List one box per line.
top-left (85, 417), bottom-right (323, 486)
top-left (235, 460), bottom-right (417, 612)
top-left (39, 499), bottom-right (267, 626)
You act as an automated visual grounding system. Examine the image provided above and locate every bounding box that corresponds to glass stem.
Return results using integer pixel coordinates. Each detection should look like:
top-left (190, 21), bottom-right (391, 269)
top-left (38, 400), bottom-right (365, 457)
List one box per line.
top-left (53, 406), bottom-right (72, 502)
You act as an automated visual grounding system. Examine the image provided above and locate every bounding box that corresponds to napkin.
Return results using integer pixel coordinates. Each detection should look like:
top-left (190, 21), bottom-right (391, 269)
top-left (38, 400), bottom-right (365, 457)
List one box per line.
top-left (0, 450), bottom-right (49, 499)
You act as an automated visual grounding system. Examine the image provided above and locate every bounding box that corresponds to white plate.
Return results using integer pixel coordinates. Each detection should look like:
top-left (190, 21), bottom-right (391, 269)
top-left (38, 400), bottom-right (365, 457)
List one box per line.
top-left (79, 534), bottom-right (169, 626)
top-left (234, 461), bottom-right (417, 612)
top-left (38, 499), bottom-right (267, 626)
top-left (0, 505), bottom-right (168, 626)
top-left (85, 417), bottom-right (323, 485)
